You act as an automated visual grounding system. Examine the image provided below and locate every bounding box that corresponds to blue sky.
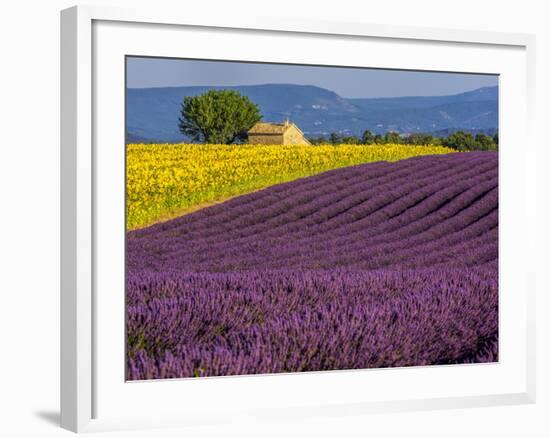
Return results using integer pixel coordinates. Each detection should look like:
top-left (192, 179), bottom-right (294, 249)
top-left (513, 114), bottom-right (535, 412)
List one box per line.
top-left (126, 57), bottom-right (498, 99)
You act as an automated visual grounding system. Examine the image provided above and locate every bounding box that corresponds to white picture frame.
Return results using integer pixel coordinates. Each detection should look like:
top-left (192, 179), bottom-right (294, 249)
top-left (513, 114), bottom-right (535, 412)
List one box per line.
top-left (60, 4), bottom-right (537, 433)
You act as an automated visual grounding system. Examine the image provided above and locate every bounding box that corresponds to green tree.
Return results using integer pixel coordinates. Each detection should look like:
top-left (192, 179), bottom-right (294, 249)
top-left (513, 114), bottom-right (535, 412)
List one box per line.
top-left (406, 133), bottom-right (434, 145)
top-left (441, 131), bottom-right (477, 151)
top-left (342, 135), bottom-right (361, 144)
top-left (475, 134), bottom-right (497, 151)
top-left (493, 133), bottom-right (499, 145)
top-left (384, 131), bottom-right (402, 144)
top-left (361, 130), bottom-right (375, 145)
top-left (178, 90), bottom-right (262, 144)
top-left (374, 134), bottom-right (384, 144)
top-left (329, 132), bottom-right (342, 145)
top-left (308, 136), bottom-right (327, 145)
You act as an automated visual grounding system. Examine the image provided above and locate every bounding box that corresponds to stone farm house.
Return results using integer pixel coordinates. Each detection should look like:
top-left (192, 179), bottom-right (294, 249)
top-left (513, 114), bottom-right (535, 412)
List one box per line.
top-left (247, 120), bottom-right (311, 145)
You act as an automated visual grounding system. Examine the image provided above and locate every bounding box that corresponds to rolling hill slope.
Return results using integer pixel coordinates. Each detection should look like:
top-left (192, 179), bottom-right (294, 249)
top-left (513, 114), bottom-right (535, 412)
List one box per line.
top-left (127, 152), bottom-right (498, 379)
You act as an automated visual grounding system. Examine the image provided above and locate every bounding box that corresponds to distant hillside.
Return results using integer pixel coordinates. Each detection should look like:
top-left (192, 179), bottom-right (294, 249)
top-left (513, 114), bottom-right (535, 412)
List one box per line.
top-left (126, 84), bottom-right (498, 143)
top-left (349, 86), bottom-right (498, 110)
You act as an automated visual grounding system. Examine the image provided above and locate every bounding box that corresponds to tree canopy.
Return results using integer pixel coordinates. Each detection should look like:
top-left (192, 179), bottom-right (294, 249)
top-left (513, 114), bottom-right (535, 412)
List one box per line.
top-left (307, 129), bottom-right (497, 150)
top-left (178, 90), bottom-right (262, 144)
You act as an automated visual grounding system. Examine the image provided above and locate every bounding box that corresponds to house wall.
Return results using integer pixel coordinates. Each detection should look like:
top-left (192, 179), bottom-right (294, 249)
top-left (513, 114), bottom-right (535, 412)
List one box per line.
top-left (283, 126), bottom-right (311, 145)
top-left (248, 134), bottom-right (284, 145)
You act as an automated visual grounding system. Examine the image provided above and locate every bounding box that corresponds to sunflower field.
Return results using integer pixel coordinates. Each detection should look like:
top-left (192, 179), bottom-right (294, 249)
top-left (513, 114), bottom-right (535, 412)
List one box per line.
top-left (126, 143), bottom-right (455, 229)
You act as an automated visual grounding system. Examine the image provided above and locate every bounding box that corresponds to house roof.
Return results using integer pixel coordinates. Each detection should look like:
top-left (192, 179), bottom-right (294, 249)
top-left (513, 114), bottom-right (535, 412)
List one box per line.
top-left (248, 122), bottom-right (292, 135)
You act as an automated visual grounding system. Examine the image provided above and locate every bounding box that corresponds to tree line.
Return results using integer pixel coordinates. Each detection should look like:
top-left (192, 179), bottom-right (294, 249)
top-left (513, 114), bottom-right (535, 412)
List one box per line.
top-left (308, 130), bottom-right (498, 151)
top-left (178, 89), bottom-right (498, 151)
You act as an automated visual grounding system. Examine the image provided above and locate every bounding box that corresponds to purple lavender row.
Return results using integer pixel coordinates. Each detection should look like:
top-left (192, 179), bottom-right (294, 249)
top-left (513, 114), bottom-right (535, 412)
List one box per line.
top-left (146, 165), bottom-right (497, 266)
top-left (172, 157), bottom-right (474, 241)
top-left (129, 155), bottom-right (495, 260)
top-left (129, 152), bottom-right (492, 246)
top-left (127, 152), bottom-right (499, 379)
top-left (134, 205), bottom-right (496, 273)
top-left (127, 268), bottom-right (497, 379)
top-left (127, 158), bottom-right (497, 273)
top-left (130, 156), bottom-right (413, 239)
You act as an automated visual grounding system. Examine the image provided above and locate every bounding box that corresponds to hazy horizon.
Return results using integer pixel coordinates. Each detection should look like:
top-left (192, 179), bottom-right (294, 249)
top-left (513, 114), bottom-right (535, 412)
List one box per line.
top-left (127, 57), bottom-right (498, 99)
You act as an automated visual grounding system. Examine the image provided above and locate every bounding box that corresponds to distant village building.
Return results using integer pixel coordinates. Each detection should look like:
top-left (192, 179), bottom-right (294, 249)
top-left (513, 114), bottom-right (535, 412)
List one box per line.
top-left (247, 120), bottom-right (311, 145)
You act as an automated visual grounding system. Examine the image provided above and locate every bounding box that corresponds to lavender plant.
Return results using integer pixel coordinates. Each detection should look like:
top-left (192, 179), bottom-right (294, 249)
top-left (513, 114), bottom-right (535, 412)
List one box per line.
top-left (127, 152), bottom-right (498, 380)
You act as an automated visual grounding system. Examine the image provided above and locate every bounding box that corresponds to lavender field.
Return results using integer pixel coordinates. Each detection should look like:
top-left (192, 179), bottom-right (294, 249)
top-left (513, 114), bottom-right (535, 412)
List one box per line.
top-left (127, 152), bottom-right (498, 380)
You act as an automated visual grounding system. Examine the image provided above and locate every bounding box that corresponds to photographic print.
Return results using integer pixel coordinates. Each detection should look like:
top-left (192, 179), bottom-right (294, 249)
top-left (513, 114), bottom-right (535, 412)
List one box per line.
top-left (125, 57), bottom-right (498, 380)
